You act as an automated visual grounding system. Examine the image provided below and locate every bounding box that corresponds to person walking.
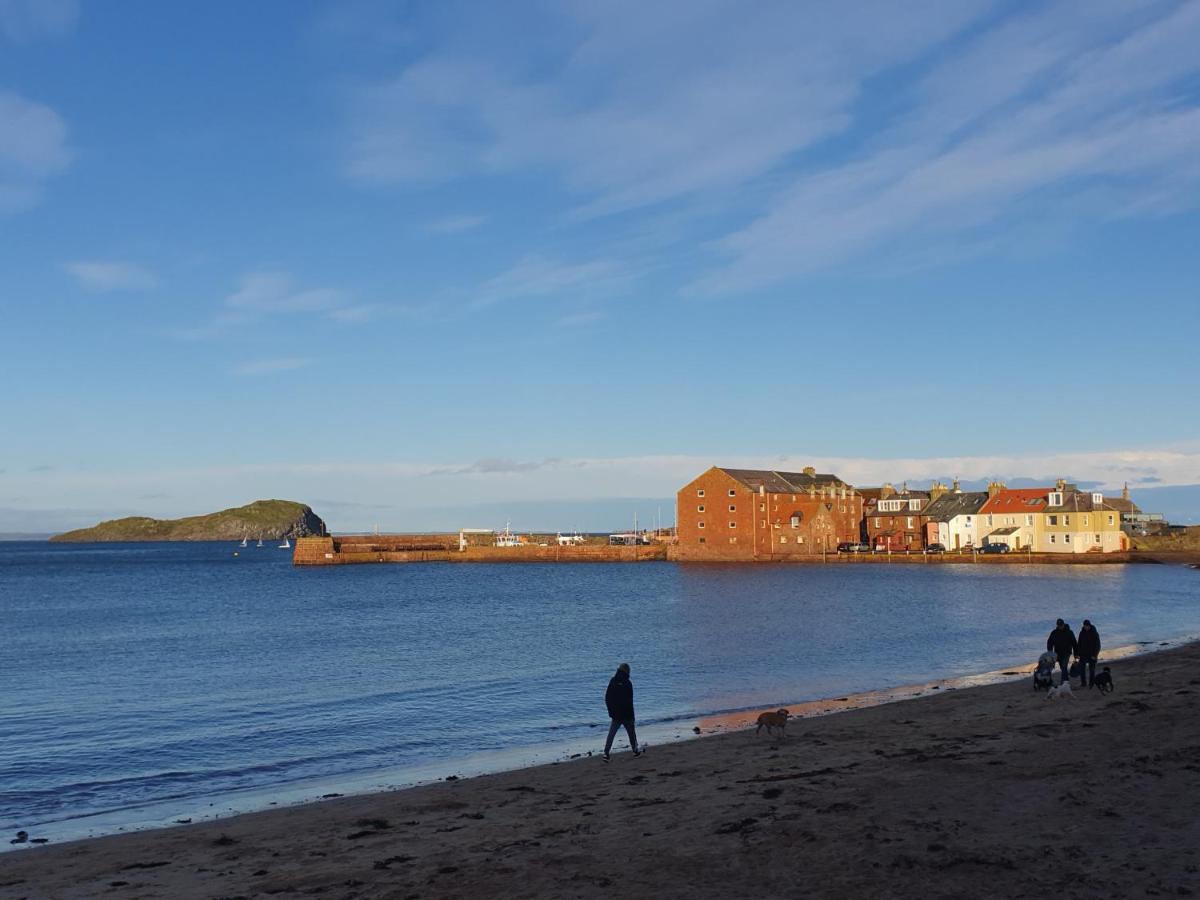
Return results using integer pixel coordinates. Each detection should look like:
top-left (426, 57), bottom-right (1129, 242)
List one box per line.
top-left (1046, 619), bottom-right (1078, 686)
top-left (603, 662), bottom-right (642, 761)
top-left (1077, 619), bottom-right (1101, 688)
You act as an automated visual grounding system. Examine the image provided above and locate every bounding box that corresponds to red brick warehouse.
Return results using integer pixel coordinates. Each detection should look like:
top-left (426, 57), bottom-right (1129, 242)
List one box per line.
top-left (674, 467), bottom-right (864, 561)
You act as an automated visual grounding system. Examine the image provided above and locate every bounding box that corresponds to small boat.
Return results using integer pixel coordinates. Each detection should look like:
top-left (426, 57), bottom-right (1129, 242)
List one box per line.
top-left (239, 535), bottom-right (248, 548)
top-left (257, 538), bottom-right (264, 548)
top-left (279, 537), bottom-right (291, 549)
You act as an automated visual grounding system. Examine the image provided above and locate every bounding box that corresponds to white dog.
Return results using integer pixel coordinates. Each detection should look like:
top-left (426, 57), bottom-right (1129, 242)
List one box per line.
top-left (1046, 682), bottom-right (1075, 701)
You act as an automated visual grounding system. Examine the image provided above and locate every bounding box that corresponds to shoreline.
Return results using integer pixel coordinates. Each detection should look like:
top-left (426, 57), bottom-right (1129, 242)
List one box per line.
top-left (7, 637), bottom-right (1188, 850)
top-left (6, 639), bottom-right (1199, 898)
top-left (5, 636), bottom-right (1198, 880)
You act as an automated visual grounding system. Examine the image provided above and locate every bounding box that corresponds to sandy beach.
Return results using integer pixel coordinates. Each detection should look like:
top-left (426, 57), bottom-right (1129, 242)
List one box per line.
top-left (4, 642), bottom-right (1200, 899)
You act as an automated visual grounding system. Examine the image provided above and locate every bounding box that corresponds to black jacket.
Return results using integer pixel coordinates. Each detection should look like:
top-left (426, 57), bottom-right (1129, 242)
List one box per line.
top-left (605, 672), bottom-right (635, 722)
top-left (1047, 626), bottom-right (1078, 657)
top-left (1077, 625), bottom-right (1101, 658)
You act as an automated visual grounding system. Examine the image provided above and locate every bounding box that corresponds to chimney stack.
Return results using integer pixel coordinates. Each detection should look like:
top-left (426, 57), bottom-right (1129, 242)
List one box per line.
top-left (880, 482), bottom-right (895, 499)
top-left (928, 481), bottom-right (949, 501)
top-left (952, 479), bottom-right (961, 493)
top-left (802, 466), bottom-right (816, 476)
top-left (1056, 478), bottom-right (1067, 492)
top-left (987, 481), bottom-right (1006, 498)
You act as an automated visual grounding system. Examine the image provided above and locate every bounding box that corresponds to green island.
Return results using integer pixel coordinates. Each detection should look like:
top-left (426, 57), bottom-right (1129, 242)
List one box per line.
top-left (50, 500), bottom-right (326, 543)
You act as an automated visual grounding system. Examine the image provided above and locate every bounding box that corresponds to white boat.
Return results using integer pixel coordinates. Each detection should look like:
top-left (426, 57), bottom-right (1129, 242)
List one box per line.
top-left (257, 538), bottom-right (264, 548)
top-left (279, 537), bottom-right (291, 549)
top-left (239, 535), bottom-right (248, 548)
top-left (495, 522), bottom-right (525, 547)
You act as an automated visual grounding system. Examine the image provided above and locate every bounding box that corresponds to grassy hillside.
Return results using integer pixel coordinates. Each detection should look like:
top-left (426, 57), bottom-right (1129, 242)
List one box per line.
top-left (50, 500), bottom-right (326, 543)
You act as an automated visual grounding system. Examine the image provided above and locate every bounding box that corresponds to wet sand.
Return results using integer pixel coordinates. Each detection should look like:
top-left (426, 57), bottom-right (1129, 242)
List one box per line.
top-left (3, 642), bottom-right (1200, 899)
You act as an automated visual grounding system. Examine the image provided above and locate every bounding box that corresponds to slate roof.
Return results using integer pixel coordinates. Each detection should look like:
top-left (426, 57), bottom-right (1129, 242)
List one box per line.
top-left (1046, 490), bottom-right (1117, 513)
top-left (1104, 497), bottom-right (1141, 515)
top-left (921, 491), bottom-right (989, 521)
top-left (720, 468), bottom-right (850, 494)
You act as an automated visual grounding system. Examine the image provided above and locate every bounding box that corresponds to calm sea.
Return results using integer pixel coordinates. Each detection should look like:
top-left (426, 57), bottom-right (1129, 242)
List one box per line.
top-left (2, 542), bottom-right (1198, 842)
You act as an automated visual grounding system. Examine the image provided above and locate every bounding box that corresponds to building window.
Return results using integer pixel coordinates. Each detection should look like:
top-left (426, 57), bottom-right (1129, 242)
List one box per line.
top-left (697, 489), bottom-right (705, 497)
top-left (761, 520), bottom-right (766, 527)
top-left (987, 515), bottom-right (993, 526)
top-left (728, 504), bottom-right (736, 512)
top-left (729, 537), bottom-right (737, 544)
top-left (729, 521), bottom-right (736, 529)
top-left (874, 518), bottom-right (881, 527)
top-left (798, 536), bottom-right (805, 544)
top-left (1107, 515), bottom-right (1114, 525)
top-left (790, 515), bottom-right (800, 528)
top-left (728, 489), bottom-right (736, 497)
top-left (966, 516), bottom-right (972, 524)
top-left (1050, 534), bottom-right (1056, 543)
top-left (698, 521), bottom-right (705, 529)
top-left (698, 537), bottom-right (705, 544)
top-left (1064, 515), bottom-right (1070, 526)
top-left (759, 503), bottom-right (765, 511)
top-left (1065, 533), bottom-right (1071, 543)
top-left (780, 536), bottom-right (788, 544)
top-left (1027, 515), bottom-right (1033, 526)
top-left (1049, 515), bottom-right (1058, 526)
top-left (697, 505), bottom-right (705, 512)
top-left (906, 517), bottom-right (913, 528)
top-left (1095, 534), bottom-right (1101, 543)
top-left (1082, 515), bottom-right (1089, 527)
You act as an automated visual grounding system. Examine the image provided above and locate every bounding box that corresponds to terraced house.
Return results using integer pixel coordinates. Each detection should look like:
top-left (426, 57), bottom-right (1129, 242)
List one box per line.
top-left (978, 485), bottom-right (1049, 550)
top-left (674, 466), bottom-right (863, 560)
top-left (863, 483), bottom-right (930, 551)
top-left (1039, 480), bottom-right (1126, 553)
top-left (921, 484), bottom-right (989, 550)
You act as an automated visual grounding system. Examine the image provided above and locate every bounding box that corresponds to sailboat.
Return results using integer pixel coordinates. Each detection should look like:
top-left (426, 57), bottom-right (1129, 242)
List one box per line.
top-left (279, 537), bottom-right (291, 549)
top-left (239, 535), bottom-right (248, 548)
top-left (256, 538), bottom-right (264, 548)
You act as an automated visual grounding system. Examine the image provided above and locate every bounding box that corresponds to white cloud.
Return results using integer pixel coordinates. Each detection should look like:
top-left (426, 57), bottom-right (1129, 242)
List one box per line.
top-left (426, 213), bottom-right (487, 234)
top-left (64, 260), bottom-right (157, 291)
top-left (0, 0), bottom-right (77, 42)
top-left (0, 89), bottom-right (70, 212)
top-left (695, 1), bottom-right (1200, 292)
top-left (231, 357), bottom-right (314, 376)
top-left (474, 254), bottom-right (630, 307)
top-left (225, 271), bottom-right (346, 314)
top-left (344, 1), bottom-right (990, 216)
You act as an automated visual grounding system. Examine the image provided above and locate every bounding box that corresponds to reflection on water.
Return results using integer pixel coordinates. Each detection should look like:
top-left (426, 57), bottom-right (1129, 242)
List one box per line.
top-left (1, 542), bottom-right (1197, 837)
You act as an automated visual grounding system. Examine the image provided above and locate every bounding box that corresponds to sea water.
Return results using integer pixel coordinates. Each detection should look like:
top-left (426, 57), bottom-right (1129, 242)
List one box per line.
top-left (2, 541), bottom-right (1197, 842)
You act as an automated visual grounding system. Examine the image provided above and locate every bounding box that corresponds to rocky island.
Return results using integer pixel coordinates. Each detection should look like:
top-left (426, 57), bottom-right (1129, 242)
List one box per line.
top-left (50, 500), bottom-right (326, 543)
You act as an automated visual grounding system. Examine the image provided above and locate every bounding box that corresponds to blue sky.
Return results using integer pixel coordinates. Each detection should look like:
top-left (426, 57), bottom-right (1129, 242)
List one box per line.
top-left (2, 0), bottom-right (1199, 533)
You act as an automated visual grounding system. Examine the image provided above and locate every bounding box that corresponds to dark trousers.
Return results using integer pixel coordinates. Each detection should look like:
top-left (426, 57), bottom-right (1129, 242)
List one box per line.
top-left (1078, 656), bottom-right (1097, 686)
top-left (604, 717), bottom-right (638, 754)
top-left (1057, 654), bottom-right (1071, 684)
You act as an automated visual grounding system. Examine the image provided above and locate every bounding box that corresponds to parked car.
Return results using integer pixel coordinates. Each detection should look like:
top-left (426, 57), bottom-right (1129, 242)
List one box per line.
top-left (926, 543), bottom-right (946, 553)
top-left (837, 542), bottom-right (871, 553)
top-left (980, 542), bottom-right (1011, 554)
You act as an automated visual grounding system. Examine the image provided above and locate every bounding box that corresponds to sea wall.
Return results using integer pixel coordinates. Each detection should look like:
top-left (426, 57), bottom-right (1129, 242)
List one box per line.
top-left (293, 536), bottom-right (666, 566)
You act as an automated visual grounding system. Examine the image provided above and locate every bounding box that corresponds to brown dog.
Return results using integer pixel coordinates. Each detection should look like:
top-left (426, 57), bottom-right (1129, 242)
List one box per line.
top-left (755, 708), bottom-right (791, 737)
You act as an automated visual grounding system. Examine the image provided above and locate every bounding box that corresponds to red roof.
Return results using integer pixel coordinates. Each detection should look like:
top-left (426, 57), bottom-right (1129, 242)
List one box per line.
top-left (980, 488), bottom-right (1052, 515)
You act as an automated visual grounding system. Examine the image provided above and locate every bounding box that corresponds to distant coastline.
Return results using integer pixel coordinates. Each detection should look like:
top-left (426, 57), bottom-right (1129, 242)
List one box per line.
top-left (50, 500), bottom-right (326, 543)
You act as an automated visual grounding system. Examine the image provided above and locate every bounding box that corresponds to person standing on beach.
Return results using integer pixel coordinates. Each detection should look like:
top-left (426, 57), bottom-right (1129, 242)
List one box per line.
top-left (603, 662), bottom-right (642, 761)
top-left (1077, 619), bottom-right (1101, 688)
top-left (1046, 619), bottom-right (1078, 686)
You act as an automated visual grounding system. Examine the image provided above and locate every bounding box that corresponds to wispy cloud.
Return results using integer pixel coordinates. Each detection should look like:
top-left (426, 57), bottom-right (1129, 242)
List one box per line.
top-left (64, 260), bottom-right (157, 291)
top-left (474, 254), bottom-right (630, 308)
top-left (0, 0), bottom-right (78, 42)
top-left (0, 89), bottom-right (70, 212)
top-left (225, 271), bottom-right (346, 314)
top-left (231, 357), bottom-right (314, 376)
top-left (426, 213), bottom-right (487, 234)
top-left (343, 2), bottom-right (989, 217)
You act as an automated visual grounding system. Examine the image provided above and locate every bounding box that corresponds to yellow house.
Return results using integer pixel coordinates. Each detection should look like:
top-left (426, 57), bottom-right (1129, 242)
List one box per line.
top-left (978, 485), bottom-right (1049, 550)
top-left (1038, 480), bottom-right (1126, 553)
